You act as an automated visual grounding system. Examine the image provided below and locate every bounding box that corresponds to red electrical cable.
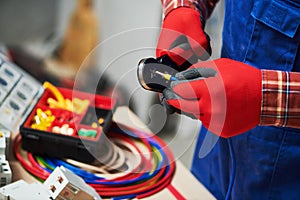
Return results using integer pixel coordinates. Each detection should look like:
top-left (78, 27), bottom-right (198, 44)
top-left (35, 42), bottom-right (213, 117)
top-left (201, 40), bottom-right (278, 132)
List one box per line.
top-left (137, 134), bottom-right (176, 198)
top-left (89, 129), bottom-right (176, 197)
top-left (14, 135), bottom-right (50, 180)
top-left (14, 124), bottom-right (176, 199)
top-left (88, 131), bottom-right (167, 196)
top-left (27, 153), bottom-right (44, 172)
top-left (98, 133), bottom-right (151, 182)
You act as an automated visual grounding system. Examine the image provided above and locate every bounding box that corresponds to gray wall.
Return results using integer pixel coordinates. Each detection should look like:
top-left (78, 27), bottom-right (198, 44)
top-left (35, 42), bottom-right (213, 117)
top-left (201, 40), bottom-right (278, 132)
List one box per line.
top-left (59, 0), bottom-right (162, 123)
top-left (0, 0), bottom-right (57, 44)
top-left (0, 0), bottom-right (224, 168)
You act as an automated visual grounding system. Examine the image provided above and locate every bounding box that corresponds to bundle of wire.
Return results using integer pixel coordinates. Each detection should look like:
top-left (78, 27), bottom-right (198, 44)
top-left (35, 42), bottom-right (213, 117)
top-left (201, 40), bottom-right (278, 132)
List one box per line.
top-left (14, 123), bottom-right (176, 199)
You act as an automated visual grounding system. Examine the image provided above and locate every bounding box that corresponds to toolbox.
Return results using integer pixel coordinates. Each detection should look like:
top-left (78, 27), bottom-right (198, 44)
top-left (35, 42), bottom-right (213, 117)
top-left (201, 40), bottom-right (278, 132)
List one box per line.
top-left (0, 54), bottom-right (117, 163)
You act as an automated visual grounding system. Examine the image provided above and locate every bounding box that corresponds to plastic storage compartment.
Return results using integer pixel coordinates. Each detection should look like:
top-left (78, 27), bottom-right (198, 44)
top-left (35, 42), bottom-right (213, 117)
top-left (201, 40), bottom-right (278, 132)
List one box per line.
top-left (20, 87), bottom-right (117, 163)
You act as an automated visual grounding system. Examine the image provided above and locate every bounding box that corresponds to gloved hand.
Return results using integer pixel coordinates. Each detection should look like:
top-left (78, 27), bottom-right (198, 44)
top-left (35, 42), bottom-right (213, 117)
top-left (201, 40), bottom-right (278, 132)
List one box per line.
top-left (156, 7), bottom-right (211, 67)
top-left (163, 58), bottom-right (262, 138)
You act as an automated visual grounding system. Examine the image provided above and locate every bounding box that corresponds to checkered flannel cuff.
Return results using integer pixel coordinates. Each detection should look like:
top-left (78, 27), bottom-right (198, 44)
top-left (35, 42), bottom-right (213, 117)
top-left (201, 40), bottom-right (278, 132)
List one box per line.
top-left (260, 70), bottom-right (300, 128)
top-left (161, 0), bottom-right (204, 18)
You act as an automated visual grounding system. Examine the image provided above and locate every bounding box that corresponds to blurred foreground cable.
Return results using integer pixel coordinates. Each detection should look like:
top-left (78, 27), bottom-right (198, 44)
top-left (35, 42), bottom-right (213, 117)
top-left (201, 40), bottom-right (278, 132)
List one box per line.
top-left (14, 123), bottom-right (176, 199)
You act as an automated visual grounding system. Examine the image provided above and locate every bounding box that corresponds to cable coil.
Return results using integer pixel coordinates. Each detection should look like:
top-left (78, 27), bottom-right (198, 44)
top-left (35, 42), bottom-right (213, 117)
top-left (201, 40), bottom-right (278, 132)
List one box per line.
top-left (14, 123), bottom-right (176, 199)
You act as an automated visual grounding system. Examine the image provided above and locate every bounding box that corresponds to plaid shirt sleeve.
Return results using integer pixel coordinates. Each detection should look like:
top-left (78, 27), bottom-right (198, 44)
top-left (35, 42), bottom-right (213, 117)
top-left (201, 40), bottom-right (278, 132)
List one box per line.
top-left (260, 70), bottom-right (300, 128)
top-left (161, 0), bottom-right (219, 19)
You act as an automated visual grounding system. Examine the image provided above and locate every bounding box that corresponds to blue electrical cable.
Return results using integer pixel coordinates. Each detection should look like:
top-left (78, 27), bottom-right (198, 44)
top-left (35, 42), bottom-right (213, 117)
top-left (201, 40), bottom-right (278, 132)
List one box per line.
top-left (225, 138), bottom-right (236, 200)
top-left (44, 152), bottom-right (165, 186)
top-left (35, 158), bottom-right (53, 173)
top-left (110, 150), bottom-right (171, 200)
top-left (112, 194), bottom-right (137, 200)
top-left (16, 124), bottom-right (176, 199)
top-left (48, 158), bottom-right (104, 181)
top-left (42, 128), bottom-right (170, 187)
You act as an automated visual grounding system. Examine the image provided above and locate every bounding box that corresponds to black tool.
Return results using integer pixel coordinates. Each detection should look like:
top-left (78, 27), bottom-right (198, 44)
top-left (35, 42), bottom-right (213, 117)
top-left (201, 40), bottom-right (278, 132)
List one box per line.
top-left (137, 56), bottom-right (182, 93)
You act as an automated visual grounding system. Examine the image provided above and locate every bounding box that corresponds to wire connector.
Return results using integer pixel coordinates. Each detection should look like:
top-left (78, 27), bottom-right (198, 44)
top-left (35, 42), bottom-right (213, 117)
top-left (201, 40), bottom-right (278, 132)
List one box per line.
top-left (43, 166), bottom-right (101, 200)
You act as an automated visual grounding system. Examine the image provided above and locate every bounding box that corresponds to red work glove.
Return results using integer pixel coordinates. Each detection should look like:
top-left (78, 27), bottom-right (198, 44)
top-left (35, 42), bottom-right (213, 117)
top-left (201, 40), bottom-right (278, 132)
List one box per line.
top-left (162, 58), bottom-right (262, 138)
top-left (156, 7), bottom-right (211, 67)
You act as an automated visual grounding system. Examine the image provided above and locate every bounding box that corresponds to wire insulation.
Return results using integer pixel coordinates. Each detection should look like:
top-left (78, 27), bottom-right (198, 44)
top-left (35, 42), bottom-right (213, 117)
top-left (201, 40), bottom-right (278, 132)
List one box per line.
top-left (14, 124), bottom-right (176, 199)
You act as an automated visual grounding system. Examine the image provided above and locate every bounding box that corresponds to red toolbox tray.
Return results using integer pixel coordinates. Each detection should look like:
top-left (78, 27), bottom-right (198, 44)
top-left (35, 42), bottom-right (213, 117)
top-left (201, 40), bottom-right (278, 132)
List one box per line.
top-left (20, 87), bottom-right (117, 163)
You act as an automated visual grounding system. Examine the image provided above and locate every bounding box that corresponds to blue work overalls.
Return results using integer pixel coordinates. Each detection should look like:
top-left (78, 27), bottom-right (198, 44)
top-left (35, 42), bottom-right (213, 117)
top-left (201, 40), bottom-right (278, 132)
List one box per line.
top-left (191, 0), bottom-right (300, 199)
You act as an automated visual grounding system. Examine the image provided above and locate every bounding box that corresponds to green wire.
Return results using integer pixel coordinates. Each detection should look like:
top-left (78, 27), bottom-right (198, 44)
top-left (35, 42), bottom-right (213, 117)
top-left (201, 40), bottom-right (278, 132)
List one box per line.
top-left (149, 146), bottom-right (162, 174)
top-left (36, 156), bottom-right (55, 170)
